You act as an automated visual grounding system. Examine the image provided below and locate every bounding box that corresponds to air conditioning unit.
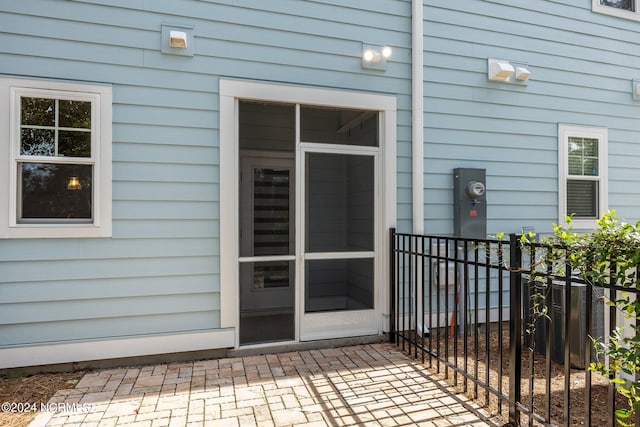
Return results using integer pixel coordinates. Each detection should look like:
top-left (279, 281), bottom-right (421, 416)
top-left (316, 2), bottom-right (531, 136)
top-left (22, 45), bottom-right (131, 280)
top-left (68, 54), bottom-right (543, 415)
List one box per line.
top-left (522, 276), bottom-right (604, 369)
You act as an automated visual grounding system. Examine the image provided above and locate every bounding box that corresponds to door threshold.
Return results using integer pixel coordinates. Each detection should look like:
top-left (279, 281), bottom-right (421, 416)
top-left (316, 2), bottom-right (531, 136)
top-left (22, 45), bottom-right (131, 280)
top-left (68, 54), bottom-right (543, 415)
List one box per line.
top-left (230, 334), bottom-right (386, 358)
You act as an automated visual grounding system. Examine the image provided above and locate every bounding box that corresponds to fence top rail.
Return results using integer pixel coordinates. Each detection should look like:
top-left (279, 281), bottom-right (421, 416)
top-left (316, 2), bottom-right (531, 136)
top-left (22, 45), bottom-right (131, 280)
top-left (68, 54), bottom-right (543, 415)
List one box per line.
top-left (391, 231), bottom-right (505, 245)
top-left (391, 229), bottom-right (640, 293)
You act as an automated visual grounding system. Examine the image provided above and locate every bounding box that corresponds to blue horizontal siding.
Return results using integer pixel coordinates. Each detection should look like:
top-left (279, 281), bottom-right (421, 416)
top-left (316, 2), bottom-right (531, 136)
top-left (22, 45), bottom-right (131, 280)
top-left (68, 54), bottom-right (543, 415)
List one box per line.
top-left (423, 0), bottom-right (640, 236)
top-left (0, 0), bottom-right (412, 350)
top-left (113, 201), bottom-right (218, 220)
top-left (114, 125), bottom-right (216, 146)
top-left (1, 257), bottom-right (217, 283)
top-left (1, 312), bottom-right (220, 347)
top-left (113, 143), bottom-right (219, 165)
top-left (112, 163), bottom-right (218, 183)
top-left (3, 275), bottom-right (219, 304)
top-left (113, 182), bottom-right (219, 202)
top-left (0, 238), bottom-right (217, 262)
top-left (2, 293), bottom-right (220, 325)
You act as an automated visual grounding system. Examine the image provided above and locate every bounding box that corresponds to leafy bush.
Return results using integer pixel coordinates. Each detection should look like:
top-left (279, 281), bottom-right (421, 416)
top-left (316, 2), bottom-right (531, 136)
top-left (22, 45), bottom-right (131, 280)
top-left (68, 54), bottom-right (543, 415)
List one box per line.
top-left (551, 211), bottom-right (640, 425)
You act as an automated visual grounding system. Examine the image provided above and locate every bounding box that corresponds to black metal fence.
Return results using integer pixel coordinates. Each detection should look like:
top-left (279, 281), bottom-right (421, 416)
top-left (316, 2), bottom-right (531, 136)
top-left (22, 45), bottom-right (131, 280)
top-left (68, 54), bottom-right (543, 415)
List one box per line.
top-left (389, 229), bottom-right (638, 427)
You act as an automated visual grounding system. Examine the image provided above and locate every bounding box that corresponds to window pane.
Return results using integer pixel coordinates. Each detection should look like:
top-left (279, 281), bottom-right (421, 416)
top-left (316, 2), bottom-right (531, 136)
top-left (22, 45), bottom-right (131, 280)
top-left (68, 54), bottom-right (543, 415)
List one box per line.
top-left (21, 129), bottom-right (55, 156)
top-left (567, 180), bottom-right (598, 218)
top-left (305, 258), bottom-right (374, 313)
top-left (568, 155), bottom-right (583, 175)
top-left (59, 130), bottom-right (91, 157)
top-left (306, 153), bottom-right (374, 252)
top-left (251, 262), bottom-right (291, 289)
top-left (568, 137), bottom-right (599, 177)
top-left (19, 163), bottom-right (92, 221)
top-left (301, 106), bottom-right (378, 146)
top-left (583, 157), bottom-right (598, 176)
top-left (239, 101), bottom-right (295, 152)
top-left (582, 139), bottom-right (598, 157)
top-left (238, 102), bottom-right (295, 258)
top-left (600, 0), bottom-right (634, 10)
top-left (239, 261), bottom-right (295, 345)
top-left (59, 100), bottom-right (91, 129)
top-left (21, 97), bottom-right (55, 126)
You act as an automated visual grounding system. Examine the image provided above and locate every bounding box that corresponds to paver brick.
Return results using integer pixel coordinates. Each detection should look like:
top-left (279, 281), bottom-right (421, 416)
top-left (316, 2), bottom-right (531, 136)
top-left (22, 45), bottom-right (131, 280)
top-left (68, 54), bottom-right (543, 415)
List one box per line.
top-left (31, 344), bottom-right (498, 427)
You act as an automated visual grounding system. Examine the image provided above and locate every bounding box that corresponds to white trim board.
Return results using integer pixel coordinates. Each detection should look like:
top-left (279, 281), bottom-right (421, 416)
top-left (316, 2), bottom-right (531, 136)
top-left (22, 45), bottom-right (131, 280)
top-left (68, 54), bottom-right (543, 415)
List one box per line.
top-left (0, 329), bottom-right (234, 369)
top-left (219, 79), bottom-right (397, 347)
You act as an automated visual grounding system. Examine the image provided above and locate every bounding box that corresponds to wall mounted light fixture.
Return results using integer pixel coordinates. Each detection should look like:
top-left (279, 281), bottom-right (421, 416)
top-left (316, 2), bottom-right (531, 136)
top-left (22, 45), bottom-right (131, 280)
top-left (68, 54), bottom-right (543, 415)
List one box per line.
top-left (362, 43), bottom-right (392, 71)
top-left (169, 30), bottom-right (188, 49)
top-left (515, 66), bottom-right (531, 81)
top-left (488, 59), bottom-right (515, 81)
top-left (632, 79), bottom-right (640, 100)
top-left (488, 58), bottom-right (531, 84)
top-left (161, 24), bottom-right (195, 57)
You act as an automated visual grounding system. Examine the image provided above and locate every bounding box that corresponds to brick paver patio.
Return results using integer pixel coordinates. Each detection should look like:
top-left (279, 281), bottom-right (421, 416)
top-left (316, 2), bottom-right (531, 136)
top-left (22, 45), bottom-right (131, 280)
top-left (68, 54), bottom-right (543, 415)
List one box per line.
top-left (29, 343), bottom-right (500, 427)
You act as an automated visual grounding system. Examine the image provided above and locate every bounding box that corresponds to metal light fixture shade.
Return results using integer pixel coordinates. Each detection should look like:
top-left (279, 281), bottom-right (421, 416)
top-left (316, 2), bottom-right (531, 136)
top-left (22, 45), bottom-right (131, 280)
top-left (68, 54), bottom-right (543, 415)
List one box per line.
top-left (515, 66), bottom-right (531, 81)
top-left (169, 30), bottom-right (188, 48)
top-left (488, 59), bottom-right (515, 81)
top-left (67, 176), bottom-right (82, 191)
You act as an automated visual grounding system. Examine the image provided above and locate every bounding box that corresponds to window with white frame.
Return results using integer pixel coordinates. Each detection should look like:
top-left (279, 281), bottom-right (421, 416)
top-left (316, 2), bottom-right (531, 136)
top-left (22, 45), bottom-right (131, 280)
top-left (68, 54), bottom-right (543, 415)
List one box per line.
top-left (0, 76), bottom-right (112, 238)
top-left (558, 124), bottom-right (608, 228)
top-left (593, 0), bottom-right (640, 20)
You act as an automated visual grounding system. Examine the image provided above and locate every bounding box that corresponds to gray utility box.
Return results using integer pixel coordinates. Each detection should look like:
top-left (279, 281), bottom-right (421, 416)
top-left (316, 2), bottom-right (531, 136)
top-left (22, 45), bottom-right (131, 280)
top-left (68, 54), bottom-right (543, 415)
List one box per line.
top-left (453, 168), bottom-right (486, 239)
top-left (522, 276), bottom-right (604, 369)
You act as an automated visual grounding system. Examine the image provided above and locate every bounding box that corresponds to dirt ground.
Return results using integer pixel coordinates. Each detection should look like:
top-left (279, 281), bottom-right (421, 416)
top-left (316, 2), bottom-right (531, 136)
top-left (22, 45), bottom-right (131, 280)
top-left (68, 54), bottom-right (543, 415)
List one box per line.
top-left (0, 371), bottom-right (85, 427)
top-left (401, 325), bottom-right (629, 426)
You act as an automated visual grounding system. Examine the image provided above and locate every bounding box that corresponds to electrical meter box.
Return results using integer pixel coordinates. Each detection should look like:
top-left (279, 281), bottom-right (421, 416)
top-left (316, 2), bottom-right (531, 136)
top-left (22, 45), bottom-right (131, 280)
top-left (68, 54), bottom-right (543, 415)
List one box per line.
top-left (453, 168), bottom-right (487, 239)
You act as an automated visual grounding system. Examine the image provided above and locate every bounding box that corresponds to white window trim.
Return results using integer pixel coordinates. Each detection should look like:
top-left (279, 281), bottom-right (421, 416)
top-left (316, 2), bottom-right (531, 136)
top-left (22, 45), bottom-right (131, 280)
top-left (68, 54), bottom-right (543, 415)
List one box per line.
top-left (558, 124), bottom-right (608, 229)
top-left (0, 76), bottom-right (112, 238)
top-left (592, 0), bottom-right (640, 21)
top-left (218, 79), bottom-right (397, 345)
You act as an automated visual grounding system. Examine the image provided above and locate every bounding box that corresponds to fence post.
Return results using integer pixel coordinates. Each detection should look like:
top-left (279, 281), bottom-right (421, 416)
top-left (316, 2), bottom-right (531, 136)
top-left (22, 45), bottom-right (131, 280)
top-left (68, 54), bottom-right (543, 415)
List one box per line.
top-left (389, 228), bottom-right (396, 343)
top-left (508, 233), bottom-right (522, 425)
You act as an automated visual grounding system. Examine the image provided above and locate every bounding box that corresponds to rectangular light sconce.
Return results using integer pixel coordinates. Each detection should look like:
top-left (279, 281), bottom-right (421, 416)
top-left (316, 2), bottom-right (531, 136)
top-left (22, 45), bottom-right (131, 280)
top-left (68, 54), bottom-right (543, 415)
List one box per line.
top-left (169, 30), bottom-right (188, 49)
top-left (161, 24), bottom-right (195, 57)
top-left (488, 58), bottom-right (531, 84)
top-left (633, 79), bottom-right (640, 100)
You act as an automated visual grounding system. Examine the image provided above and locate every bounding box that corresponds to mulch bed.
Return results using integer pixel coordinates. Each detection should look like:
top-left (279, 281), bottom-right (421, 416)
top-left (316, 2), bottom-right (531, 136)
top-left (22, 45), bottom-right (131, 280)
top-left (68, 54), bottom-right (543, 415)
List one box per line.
top-left (0, 371), bottom-right (85, 427)
top-left (398, 326), bottom-right (629, 426)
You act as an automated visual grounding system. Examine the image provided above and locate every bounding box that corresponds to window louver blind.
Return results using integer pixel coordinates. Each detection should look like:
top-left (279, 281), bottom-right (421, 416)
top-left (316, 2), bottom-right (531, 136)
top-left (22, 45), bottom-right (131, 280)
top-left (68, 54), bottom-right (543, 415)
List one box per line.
top-left (566, 180), bottom-right (598, 218)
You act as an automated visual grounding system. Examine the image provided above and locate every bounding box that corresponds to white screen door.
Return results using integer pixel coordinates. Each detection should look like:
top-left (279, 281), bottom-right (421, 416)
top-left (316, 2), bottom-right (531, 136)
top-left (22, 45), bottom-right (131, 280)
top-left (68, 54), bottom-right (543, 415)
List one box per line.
top-left (236, 99), bottom-right (382, 344)
top-left (299, 148), bottom-right (379, 340)
top-left (239, 156), bottom-right (296, 345)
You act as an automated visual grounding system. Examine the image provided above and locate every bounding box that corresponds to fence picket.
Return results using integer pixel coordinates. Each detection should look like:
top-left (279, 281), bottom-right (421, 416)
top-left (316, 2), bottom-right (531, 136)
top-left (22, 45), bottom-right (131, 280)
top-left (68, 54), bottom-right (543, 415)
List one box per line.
top-left (389, 229), bottom-right (625, 426)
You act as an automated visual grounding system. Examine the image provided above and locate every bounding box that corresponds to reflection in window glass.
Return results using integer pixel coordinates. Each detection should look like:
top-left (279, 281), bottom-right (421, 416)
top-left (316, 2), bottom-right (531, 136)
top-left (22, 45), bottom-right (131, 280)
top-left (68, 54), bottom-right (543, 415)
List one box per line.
top-left (568, 137), bottom-right (598, 176)
top-left (21, 97), bottom-right (55, 126)
top-left (20, 97), bottom-right (92, 158)
top-left (59, 131), bottom-right (91, 157)
top-left (19, 163), bottom-right (92, 221)
top-left (59, 100), bottom-right (91, 129)
top-left (20, 129), bottom-right (55, 156)
top-left (600, 0), bottom-right (634, 10)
